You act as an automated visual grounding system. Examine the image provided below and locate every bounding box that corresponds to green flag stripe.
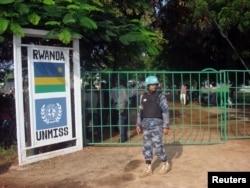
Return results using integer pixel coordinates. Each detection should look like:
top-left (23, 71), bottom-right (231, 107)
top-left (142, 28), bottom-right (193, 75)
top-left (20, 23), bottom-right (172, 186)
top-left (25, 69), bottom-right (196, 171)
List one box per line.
top-left (35, 85), bottom-right (65, 93)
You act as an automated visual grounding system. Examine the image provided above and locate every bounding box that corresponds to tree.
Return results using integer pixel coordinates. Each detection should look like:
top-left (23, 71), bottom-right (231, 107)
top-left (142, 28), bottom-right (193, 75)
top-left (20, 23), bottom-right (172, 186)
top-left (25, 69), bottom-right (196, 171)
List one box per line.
top-left (152, 0), bottom-right (250, 71)
top-left (0, 0), bottom-right (164, 71)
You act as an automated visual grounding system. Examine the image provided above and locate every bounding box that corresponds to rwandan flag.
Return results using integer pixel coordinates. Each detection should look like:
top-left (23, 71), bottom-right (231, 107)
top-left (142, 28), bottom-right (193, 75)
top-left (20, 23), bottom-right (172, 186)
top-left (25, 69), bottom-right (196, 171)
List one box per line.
top-left (34, 62), bottom-right (65, 93)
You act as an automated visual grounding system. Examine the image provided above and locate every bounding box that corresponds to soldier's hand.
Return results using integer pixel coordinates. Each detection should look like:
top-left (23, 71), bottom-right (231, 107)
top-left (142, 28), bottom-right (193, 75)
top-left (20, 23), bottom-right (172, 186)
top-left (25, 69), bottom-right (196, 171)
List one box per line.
top-left (163, 128), bottom-right (169, 135)
top-left (136, 125), bottom-right (141, 134)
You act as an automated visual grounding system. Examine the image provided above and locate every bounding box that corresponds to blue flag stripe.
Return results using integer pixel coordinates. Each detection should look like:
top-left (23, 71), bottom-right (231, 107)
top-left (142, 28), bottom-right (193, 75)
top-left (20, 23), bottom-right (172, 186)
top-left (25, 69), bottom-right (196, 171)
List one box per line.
top-left (34, 62), bottom-right (65, 77)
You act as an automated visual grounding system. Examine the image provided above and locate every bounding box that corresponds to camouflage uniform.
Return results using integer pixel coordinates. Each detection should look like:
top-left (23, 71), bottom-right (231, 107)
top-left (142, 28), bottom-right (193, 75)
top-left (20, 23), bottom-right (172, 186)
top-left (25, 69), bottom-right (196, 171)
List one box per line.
top-left (137, 93), bottom-right (170, 162)
top-left (136, 76), bottom-right (170, 177)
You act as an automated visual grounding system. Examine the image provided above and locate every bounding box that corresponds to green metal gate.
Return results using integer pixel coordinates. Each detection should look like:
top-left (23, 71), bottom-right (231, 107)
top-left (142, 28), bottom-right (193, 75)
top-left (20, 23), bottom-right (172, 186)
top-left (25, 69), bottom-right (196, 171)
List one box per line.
top-left (220, 70), bottom-right (250, 140)
top-left (81, 70), bottom-right (250, 145)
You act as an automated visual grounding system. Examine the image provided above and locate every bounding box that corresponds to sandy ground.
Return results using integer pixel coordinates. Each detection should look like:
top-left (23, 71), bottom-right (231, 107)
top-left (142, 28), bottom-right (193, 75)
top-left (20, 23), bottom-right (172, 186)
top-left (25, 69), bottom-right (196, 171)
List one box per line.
top-left (0, 139), bottom-right (250, 188)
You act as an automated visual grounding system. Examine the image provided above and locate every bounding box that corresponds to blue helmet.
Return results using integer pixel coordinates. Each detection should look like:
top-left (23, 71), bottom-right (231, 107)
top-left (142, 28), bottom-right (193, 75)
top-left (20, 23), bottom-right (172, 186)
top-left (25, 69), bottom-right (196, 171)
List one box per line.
top-left (144, 76), bottom-right (159, 87)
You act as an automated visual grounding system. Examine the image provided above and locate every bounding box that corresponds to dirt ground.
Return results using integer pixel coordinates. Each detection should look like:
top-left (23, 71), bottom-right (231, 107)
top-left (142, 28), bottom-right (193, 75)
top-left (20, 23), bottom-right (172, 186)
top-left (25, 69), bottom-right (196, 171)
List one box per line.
top-left (0, 138), bottom-right (250, 188)
top-left (1, 101), bottom-right (250, 188)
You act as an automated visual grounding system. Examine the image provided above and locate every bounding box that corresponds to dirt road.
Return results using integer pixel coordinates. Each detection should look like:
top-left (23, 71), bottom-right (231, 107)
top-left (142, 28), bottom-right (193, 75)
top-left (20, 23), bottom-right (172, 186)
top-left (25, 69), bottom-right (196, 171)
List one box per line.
top-left (0, 139), bottom-right (250, 188)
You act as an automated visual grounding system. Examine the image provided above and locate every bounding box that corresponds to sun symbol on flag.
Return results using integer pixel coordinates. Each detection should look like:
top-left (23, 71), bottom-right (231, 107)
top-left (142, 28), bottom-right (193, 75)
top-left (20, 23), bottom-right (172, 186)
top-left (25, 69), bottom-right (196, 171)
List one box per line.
top-left (57, 67), bottom-right (63, 73)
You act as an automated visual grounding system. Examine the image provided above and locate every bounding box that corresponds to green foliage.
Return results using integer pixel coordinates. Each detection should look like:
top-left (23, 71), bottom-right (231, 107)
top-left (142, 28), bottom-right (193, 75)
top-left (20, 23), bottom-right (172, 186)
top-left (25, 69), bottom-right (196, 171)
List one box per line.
top-left (91, 0), bottom-right (103, 7)
top-left (152, 0), bottom-right (250, 71)
top-left (194, 0), bottom-right (208, 17)
top-left (15, 3), bottom-right (30, 15)
top-left (10, 23), bottom-right (24, 37)
top-left (44, 28), bottom-right (60, 38)
top-left (43, 0), bottom-right (55, 5)
top-left (63, 13), bottom-right (76, 24)
top-left (45, 21), bottom-right (61, 26)
top-left (216, 0), bottom-right (250, 31)
top-left (0, 0), bottom-right (15, 4)
top-left (79, 16), bottom-right (97, 29)
top-left (106, 30), bottom-right (117, 37)
top-left (45, 27), bottom-right (82, 41)
top-left (214, 0), bottom-right (226, 4)
top-left (0, 19), bottom-right (9, 34)
top-left (79, 3), bottom-right (102, 11)
top-left (63, 0), bottom-right (73, 3)
top-left (71, 31), bottom-right (82, 39)
top-left (28, 13), bottom-right (41, 25)
top-left (67, 4), bottom-right (80, 10)
top-left (119, 32), bottom-right (143, 45)
top-left (58, 28), bottom-right (71, 44)
top-left (144, 42), bottom-right (161, 56)
top-left (0, 0), bottom-right (165, 71)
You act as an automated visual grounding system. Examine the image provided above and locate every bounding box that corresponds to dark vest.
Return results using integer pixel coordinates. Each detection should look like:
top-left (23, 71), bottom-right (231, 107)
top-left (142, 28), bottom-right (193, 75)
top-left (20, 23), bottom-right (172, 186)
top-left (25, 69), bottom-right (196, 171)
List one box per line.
top-left (140, 91), bottom-right (162, 119)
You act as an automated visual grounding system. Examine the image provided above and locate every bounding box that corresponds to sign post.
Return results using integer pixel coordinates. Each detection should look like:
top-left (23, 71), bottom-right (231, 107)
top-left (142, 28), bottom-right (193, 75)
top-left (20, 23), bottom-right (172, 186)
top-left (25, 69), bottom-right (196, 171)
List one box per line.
top-left (13, 29), bottom-right (83, 165)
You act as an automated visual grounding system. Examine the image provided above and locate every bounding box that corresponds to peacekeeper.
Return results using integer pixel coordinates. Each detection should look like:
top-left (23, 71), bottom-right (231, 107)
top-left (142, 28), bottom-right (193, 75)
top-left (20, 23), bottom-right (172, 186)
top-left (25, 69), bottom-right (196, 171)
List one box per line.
top-left (136, 75), bottom-right (171, 178)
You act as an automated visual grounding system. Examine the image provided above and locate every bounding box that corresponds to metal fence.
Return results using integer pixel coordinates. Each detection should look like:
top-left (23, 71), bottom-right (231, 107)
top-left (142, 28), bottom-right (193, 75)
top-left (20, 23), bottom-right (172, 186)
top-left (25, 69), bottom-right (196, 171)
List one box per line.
top-left (81, 69), bottom-right (250, 145)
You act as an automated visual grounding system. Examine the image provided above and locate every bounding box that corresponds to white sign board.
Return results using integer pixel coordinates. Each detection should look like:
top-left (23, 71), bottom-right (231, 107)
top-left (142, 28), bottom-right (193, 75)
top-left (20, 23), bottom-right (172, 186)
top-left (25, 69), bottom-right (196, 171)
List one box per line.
top-left (13, 29), bottom-right (83, 165)
top-left (28, 47), bottom-right (72, 147)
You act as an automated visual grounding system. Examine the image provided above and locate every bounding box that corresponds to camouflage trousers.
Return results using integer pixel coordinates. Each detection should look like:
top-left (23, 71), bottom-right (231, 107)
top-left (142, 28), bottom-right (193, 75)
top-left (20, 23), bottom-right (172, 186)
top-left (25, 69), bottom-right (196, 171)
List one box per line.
top-left (142, 124), bottom-right (167, 162)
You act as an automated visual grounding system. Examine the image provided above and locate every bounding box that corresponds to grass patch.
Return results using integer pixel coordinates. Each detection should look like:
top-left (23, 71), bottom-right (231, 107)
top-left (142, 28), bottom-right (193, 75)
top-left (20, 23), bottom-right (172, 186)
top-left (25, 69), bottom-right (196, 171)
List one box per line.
top-left (0, 145), bottom-right (17, 163)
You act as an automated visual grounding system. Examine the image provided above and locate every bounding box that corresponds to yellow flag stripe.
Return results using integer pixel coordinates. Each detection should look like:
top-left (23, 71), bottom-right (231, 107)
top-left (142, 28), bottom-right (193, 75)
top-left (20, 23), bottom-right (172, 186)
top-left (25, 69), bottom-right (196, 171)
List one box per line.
top-left (35, 77), bottom-right (65, 85)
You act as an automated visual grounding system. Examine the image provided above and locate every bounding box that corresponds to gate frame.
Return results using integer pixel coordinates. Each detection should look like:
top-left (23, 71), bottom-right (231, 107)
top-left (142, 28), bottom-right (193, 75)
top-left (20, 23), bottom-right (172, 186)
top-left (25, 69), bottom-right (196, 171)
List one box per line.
top-left (202, 68), bottom-right (228, 141)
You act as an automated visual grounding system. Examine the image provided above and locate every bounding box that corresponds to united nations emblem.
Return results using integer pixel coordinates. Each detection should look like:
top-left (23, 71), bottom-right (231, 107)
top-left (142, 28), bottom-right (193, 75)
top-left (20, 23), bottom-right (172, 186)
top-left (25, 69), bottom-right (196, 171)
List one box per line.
top-left (41, 103), bottom-right (62, 124)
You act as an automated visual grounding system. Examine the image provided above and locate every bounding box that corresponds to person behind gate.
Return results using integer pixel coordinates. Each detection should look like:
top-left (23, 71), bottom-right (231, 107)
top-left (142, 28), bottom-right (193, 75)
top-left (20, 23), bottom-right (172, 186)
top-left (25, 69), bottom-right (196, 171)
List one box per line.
top-left (180, 83), bottom-right (187, 105)
top-left (110, 77), bottom-right (129, 143)
top-left (84, 84), bottom-right (101, 140)
top-left (136, 75), bottom-right (170, 178)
